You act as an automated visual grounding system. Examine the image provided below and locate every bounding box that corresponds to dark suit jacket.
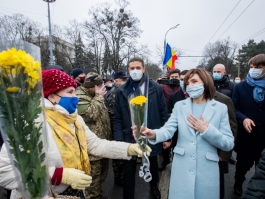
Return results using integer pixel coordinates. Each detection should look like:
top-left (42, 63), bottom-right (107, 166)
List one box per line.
top-left (214, 91), bottom-right (237, 173)
top-left (232, 81), bottom-right (265, 159)
top-left (113, 79), bottom-right (168, 157)
top-left (168, 90), bottom-right (186, 114)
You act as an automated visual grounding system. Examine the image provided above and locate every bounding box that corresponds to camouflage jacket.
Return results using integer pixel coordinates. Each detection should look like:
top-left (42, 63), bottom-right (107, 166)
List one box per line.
top-left (104, 85), bottom-right (118, 124)
top-left (76, 86), bottom-right (112, 161)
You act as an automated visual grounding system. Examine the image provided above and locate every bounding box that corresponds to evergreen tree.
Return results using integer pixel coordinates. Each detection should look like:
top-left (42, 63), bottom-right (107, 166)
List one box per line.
top-left (101, 46), bottom-right (113, 78)
top-left (238, 40), bottom-right (265, 78)
top-left (74, 33), bottom-right (86, 68)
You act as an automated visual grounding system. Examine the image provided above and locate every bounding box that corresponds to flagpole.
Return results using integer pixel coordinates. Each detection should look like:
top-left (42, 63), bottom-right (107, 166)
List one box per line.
top-left (163, 24), bottom-right (180, 73)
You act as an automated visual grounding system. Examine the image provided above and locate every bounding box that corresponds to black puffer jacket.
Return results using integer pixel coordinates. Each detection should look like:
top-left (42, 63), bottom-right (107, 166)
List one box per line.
top-left (214, 75), bottom-right (234, 98)
top-left (244, 148), bottom-right (265, 199)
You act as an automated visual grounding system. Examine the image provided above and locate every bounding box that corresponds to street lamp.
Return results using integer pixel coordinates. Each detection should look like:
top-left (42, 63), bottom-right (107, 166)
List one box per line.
top-left (43, 0), bottom-right (56, 65)
top-left (163, 24), bottom-right (179, 72)
top-left (164, 24), bottom-right (180, 53)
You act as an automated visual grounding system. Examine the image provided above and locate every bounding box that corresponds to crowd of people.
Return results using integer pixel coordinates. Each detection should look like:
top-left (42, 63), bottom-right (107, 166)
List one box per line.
top-left (0, 54), bottom-right (265, 199)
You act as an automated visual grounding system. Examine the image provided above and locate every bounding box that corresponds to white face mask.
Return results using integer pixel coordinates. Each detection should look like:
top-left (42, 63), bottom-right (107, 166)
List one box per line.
top-left (129, 69), bottom-right (143, 81)
top-left (235, 80), bottom-right (240, 83)
top-left (249, 68), bottom-right (264, 79)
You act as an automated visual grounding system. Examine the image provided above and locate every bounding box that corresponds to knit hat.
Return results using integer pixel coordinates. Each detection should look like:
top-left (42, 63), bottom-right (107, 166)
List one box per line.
top-left (71, 68), bottom-right (84, 79)
top-left (83, 72), bottom-right (103, 88)
top-left (42, 69), bottom-right (77, 98)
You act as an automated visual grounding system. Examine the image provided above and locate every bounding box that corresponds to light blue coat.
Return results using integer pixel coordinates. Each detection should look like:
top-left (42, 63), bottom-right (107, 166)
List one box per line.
top-left (150, 98), bottom-right (234, 199)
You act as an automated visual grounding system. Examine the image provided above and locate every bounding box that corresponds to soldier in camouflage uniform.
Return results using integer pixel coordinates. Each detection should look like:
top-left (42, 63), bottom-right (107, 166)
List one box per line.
top-left (104, 71), bottom-right (128, 186)
top-left (76, 72), bottom-right (112, 199)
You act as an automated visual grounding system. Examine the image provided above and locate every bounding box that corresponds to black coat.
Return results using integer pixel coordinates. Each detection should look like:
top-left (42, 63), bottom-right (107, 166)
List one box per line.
top-left (244, 148), bottom-right (265, 199)
top-left (232, 81), bottom-right (265, 158)
top-left (214, 75), bottom-right (234, 98)
top-left (214, 91), bottom-right (237, 173)
top-left (168, 90), bottom-right (186, 114)
top-left (113, 79), bottom-right (168, 157)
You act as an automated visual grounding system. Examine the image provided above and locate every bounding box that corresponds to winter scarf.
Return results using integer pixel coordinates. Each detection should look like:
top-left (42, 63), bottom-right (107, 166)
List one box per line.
top-left (46, 109), bottom-right (91, 174)
top-left (246, 73), bottom-right (265, 103)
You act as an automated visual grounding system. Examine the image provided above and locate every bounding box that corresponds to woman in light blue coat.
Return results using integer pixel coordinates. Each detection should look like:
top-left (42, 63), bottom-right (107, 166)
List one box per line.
top-left (142, 68), bottom-right (234, 199)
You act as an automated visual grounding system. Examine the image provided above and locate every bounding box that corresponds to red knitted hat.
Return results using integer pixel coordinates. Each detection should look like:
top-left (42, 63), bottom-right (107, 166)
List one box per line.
top-left (42, 69), bottom-right (77, 98)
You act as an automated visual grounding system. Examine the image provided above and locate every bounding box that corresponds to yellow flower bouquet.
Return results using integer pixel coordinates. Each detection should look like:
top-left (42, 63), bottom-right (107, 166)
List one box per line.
top-left (128, 78), bottom-right (152, 182)
top-left (0, 41), bottom-right (49, 198)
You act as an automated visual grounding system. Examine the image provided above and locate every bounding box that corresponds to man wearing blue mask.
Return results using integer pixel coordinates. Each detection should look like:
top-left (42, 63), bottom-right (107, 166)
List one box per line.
top-left (213, 64), bottom-right (235, 98)
top-left (104, 78), bottom-right (114, 92)
top-left (232, 54), bottom-right (265, 196)
top-left (104, 71), bottom-right (129, 186)
top-left (113, 57), bottom-right (168, 199)
top-left (213, 64), bottom-right (236, 166)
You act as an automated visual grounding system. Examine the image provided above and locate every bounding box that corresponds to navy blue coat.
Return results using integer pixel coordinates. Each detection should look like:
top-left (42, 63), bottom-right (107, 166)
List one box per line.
top-left (113, 79), bottom-right (168, 157)
top-left (232, 81), bottom-right (265, 158)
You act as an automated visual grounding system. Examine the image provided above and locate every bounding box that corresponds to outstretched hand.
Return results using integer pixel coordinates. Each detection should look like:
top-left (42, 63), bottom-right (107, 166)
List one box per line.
top-left (128, 144), bottom-right (152, 157)
top-left (131, 126), bottom-right (156, 140)
top-left (141, 127), bottom-right (156, 140)
top-left (187, 114), bottom-right (208, 133)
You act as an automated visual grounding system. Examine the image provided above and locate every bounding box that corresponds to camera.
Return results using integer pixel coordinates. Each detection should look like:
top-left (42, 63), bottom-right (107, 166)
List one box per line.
top-left (157, 79), bottom-right (180, 85)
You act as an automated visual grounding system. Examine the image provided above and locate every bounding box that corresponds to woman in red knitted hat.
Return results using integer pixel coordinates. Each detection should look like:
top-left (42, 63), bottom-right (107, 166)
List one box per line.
top-left (0, 69), bottom-right (151, 199)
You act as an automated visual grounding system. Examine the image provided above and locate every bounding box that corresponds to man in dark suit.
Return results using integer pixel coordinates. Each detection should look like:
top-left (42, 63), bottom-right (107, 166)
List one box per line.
top-left (232, 54), bottom-right (265, 196)
top-left (214, 91), bottom-right (237, 199)
top-left (113, 57), bottom-right (168, 199)
top-left (213, 63), bottom-right (236, 165)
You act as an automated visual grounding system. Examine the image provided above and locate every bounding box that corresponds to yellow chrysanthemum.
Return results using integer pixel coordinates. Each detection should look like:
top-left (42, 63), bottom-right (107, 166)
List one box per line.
top-left (0, 48), bottom-right (41, 89)
top-left (6, 87), bottom-right (19, 93)
top-left (129, 95), bottom-right (147, 106)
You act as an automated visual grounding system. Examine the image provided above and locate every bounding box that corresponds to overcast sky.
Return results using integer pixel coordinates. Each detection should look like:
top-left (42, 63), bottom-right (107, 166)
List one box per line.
top-left (1, 0), bottom-right (264, 71)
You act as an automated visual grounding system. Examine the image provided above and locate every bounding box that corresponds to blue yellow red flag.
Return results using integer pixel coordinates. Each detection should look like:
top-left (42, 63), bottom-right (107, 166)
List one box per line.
top-left (163, 43), bottom-right (178, 70)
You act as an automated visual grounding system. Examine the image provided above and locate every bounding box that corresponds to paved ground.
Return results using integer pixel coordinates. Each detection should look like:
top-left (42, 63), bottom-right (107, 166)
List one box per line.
top-left (0, 152), bottom-right (255, 199)
top-left (102, 152), bottom-right (255, 199)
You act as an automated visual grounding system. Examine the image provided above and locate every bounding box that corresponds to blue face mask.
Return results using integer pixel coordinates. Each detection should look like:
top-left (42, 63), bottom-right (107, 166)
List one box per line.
top-left (213, 73), bottom-right (222, 80)
top-left (57, 96), bottom-right (78, 114)
top-left (108, 84), bottom-right (113, 88)
top-left (186, 84), bottom-right (204, 99)
top-left (179, 81), bottom-right (184, 89)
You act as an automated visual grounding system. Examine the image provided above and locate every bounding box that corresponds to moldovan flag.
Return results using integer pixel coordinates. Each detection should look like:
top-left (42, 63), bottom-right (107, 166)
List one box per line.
top-left (163, 43), bottom-right (178, 70)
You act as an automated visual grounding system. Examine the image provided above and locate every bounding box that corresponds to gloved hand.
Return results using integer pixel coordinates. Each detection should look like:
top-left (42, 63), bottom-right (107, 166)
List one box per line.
top-left (127, 144), bottom-right (152, 157)
top-left (61, 168), bottom-right (92, 190)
